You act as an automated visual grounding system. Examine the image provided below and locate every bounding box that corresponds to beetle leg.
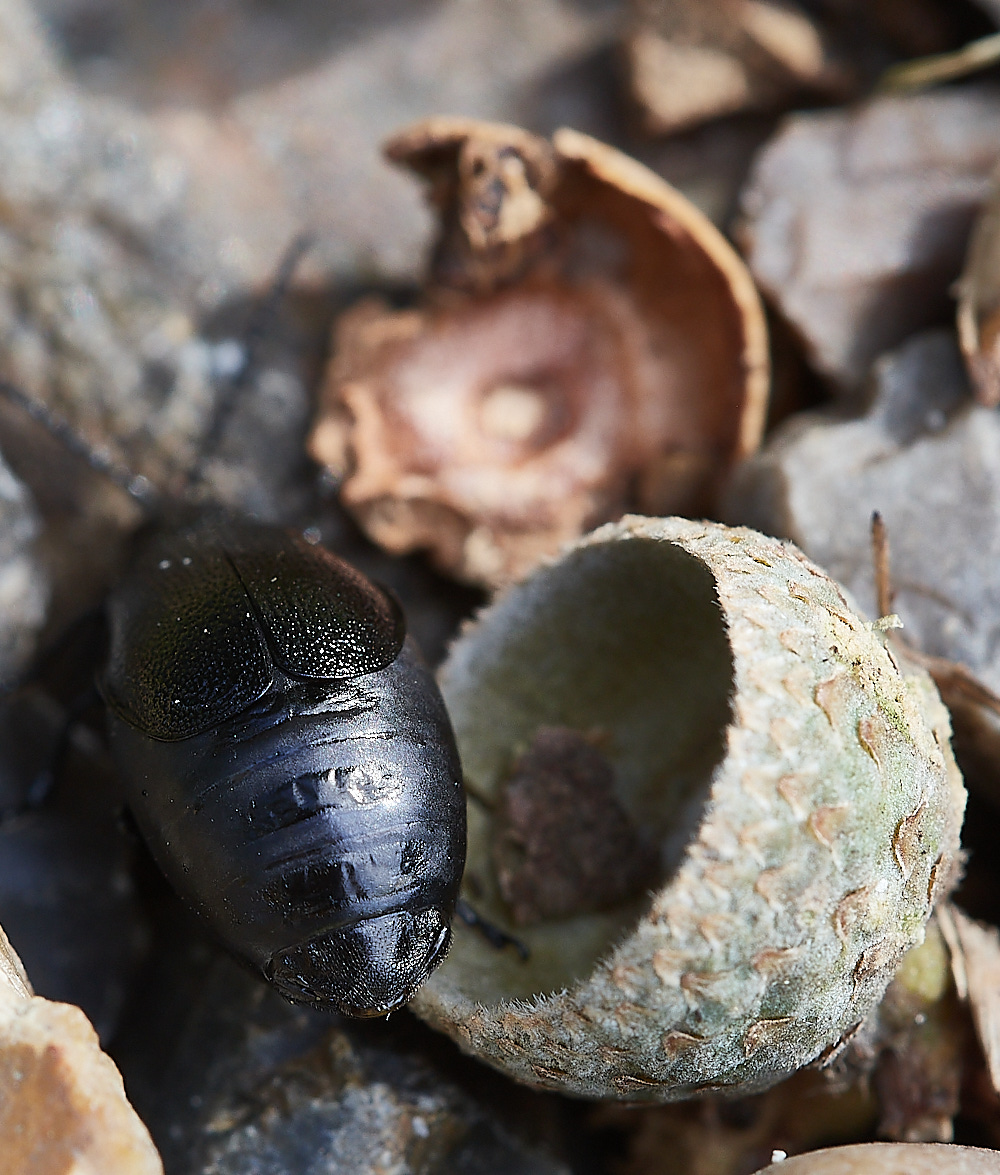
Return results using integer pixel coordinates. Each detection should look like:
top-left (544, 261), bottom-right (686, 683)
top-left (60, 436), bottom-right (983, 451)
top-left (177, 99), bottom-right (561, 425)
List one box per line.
top-left (455, 897), bottom-right (529, 960)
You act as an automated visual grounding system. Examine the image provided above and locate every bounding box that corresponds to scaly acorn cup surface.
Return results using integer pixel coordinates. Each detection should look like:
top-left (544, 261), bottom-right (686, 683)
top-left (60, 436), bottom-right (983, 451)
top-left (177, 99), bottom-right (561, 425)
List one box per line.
top-left (409, 516), bottom-right (966, 1101)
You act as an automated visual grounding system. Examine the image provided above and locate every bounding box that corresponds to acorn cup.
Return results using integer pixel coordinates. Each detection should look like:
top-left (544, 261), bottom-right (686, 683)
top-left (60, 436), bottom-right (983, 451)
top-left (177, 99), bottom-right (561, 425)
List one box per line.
top-left (408, 516), bottom-right (966, 1102)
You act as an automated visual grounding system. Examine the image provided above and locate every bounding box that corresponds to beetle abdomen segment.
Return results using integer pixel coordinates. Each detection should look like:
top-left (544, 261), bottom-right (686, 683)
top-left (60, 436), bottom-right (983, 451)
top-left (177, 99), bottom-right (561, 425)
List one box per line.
top-left (267, 907), bottom-right (452, 1016)
top-left (108, 641), bottom-right (466, 981)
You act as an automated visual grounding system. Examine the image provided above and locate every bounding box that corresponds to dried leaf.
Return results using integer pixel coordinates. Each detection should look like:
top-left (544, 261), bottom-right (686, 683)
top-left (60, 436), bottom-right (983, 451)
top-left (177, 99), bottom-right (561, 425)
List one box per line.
top-left (938, 905), bottom-right (1000, 1098)
top-left (958, 163), bottom-right (1000, 407)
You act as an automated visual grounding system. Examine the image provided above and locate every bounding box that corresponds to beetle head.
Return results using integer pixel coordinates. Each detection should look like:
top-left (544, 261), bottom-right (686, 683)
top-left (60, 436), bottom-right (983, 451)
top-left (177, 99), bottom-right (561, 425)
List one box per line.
top-left (267, 907), bottom-right (452, 1017)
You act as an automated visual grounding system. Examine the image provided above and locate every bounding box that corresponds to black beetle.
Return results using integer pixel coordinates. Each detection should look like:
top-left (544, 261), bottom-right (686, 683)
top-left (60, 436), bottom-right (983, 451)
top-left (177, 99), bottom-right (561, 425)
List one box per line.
top-left (0, 351), bottom-right (470, 1018)
top-left (101, 514), bottom-right (467, 1017)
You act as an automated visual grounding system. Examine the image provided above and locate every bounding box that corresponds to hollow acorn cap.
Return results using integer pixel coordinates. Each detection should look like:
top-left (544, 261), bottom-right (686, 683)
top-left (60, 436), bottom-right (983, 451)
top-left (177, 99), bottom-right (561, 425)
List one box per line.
top-left (409, 516), bottom-right (966, 1101)
top-left (310, 120), bottom-right (769, 588)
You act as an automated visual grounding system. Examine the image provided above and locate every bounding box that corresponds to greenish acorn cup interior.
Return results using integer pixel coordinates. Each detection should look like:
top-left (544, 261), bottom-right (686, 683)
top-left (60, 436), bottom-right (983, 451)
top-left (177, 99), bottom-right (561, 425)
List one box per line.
top-left (439, 535), bottom-right (735, 1003)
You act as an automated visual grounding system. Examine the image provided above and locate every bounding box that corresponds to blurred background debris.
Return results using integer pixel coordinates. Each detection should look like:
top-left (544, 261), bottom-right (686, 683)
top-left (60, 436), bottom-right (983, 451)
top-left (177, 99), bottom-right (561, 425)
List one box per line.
top-left (2, 0), bottom-right (1000, 1170)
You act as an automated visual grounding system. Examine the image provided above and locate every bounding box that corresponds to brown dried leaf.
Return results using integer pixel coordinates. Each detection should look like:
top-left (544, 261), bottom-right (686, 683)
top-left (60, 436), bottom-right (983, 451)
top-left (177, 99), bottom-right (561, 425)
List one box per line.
top-left (958, 163), bottom-right (1000, 407)
top-left (938, 904), bottom-right (1000, 1098)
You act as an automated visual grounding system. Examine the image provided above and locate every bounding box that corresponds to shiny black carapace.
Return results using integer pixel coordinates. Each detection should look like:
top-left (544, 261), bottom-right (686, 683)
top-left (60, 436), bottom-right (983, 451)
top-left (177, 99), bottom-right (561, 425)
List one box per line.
top-left (102, 516), bottom-right (466, 1017)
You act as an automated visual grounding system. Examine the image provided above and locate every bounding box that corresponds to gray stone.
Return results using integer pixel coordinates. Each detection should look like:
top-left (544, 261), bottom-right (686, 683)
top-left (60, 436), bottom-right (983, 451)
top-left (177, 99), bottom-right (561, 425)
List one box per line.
top-left (0, 448), bottom-right (47, 683)
top-left (739, 89), bottom-right (1000, 391)
top-left (0, 0), bottom-right (317, 519)
top-left (0, 0), bottom-right (625, 526)
top-left (0, 0), bottom-right (216, 486)
top-left (114, 944), bottom-right (569, 1175)
top-left (33, 0), bottom-right (620, 288)
top-left (726, 329), bottom-right (1000, 692)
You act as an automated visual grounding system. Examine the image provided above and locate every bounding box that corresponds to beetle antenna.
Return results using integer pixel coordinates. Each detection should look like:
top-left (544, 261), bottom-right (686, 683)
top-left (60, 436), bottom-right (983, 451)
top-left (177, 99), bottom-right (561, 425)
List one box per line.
top-left (187, 230), bottom-right (315, 493)
top-left (0, 380), bottom-right (161, 515)
top-left (0, 232), bottom-right (314, 516)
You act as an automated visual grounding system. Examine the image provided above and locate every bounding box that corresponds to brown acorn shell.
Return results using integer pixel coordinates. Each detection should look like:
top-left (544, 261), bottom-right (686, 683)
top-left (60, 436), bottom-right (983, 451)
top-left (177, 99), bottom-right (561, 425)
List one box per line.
top-left (409, 516), bottom-right (966, 1101)
top-left (309, 120), bottom-right (769, 588)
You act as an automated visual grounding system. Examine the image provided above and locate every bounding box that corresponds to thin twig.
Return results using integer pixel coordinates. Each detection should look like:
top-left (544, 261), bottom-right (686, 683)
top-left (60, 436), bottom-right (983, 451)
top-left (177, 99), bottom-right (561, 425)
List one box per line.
top-left (871, 511), bottom-right (893, 620)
